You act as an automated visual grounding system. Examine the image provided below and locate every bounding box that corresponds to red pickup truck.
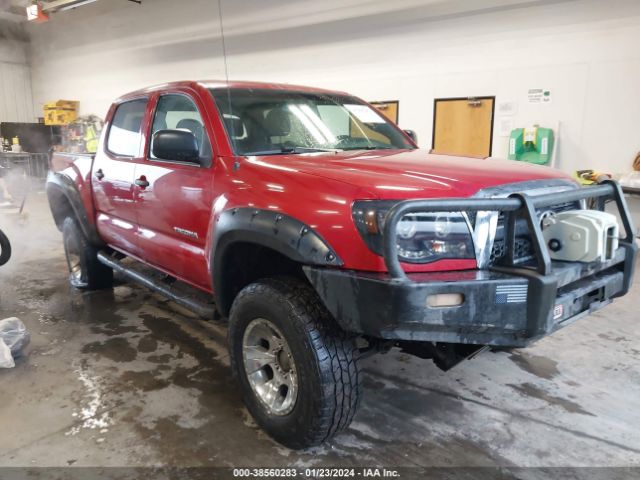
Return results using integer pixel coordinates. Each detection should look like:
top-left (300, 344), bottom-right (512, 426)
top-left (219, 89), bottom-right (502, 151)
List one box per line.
top-left (47, 80), bottom-right (636, 449)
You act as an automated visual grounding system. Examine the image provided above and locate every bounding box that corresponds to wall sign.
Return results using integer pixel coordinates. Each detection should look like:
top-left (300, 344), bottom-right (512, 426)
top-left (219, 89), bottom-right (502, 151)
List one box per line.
top-left (496, 101), bottom-right (518, 116)
top-left (497, 118), bottom-right (514, 137)
top-left (528, 89), bottom-right (551, 104)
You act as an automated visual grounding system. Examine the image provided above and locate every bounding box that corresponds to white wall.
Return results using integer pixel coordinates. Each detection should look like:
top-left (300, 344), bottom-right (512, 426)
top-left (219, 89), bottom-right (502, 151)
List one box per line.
top-left (0, 20), bottom-right (35, 123)
top-left (26, 0), bottom-right (640, 175)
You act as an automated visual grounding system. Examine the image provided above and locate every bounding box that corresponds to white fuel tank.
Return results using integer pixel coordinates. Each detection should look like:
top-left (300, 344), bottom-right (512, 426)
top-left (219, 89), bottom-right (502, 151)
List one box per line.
top-left (541, 210), bottom-right (619, 263)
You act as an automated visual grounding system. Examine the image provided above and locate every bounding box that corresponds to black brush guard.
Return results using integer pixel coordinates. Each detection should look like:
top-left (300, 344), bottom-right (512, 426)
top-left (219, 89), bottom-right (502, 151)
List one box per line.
top-left (305, 180), bottom-right (637, 347)
top-left (383, 180), bottom-right (634, 279)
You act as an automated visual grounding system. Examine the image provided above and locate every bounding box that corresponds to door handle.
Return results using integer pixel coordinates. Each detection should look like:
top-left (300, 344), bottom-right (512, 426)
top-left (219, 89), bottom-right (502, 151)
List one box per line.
top-left (95, 168), bottom-right (104, 180)
top-left (135, 175), bottom-right (150, 189)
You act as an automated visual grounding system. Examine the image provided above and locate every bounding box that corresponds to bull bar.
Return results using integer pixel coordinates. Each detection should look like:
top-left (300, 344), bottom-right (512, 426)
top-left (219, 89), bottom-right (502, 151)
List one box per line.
top-left (382, 179), bottom-right (635, 280)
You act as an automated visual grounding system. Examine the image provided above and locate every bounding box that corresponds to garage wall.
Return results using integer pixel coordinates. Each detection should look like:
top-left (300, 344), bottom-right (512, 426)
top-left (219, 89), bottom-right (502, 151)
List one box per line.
top-left (0, 21), bottom-right (35, 123)
top-left (26, 0), bottom-right (640, 175)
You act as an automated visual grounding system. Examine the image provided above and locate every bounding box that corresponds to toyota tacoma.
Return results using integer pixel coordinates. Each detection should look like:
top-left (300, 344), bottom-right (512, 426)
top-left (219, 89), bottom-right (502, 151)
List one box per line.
top-left (46, 80), bottom-right (637, 449)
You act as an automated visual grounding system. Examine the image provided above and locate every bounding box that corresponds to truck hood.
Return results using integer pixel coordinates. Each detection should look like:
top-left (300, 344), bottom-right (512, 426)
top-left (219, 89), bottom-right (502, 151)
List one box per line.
top-left (250, 149), bottom-right (572, 199)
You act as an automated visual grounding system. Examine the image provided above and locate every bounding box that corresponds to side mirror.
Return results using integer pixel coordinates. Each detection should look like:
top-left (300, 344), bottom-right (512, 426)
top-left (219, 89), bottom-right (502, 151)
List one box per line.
top-left (152, 129), bottom-right (200, 163)
top-left (403, 129), bottom-right (418, 144)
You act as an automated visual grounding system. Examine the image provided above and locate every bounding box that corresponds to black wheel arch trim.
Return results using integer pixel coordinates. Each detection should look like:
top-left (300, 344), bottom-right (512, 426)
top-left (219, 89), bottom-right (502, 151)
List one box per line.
top-left (212, 208), bottom-right (342, 316)
top-left (46, 171), bottom-right (103, 246)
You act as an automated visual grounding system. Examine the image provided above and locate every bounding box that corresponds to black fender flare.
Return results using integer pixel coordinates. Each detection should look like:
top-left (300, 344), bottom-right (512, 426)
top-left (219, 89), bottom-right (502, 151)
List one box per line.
top-left (46, 171), bottom-right (102, 246)
top-left (211, 208), bottom-right (342, 315)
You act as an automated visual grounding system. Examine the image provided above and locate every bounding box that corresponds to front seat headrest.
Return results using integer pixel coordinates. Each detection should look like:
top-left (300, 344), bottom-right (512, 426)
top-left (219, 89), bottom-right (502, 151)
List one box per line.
top-left (264, 108), bottom-right (291, 137)
top-left (223, 115), bottom-right (245, 139)
top-left (176, 118), bottom-right (204, 147)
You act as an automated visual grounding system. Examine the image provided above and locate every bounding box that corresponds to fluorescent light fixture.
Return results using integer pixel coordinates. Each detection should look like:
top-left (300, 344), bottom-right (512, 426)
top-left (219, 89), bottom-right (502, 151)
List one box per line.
top-left (40, 0), bottom-right (99, 12)
top-left (57, 0), bottom-right (99, 12)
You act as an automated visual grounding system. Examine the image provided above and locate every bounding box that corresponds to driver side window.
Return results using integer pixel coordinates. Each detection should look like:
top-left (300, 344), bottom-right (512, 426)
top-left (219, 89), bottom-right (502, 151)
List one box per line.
top-left (150, 94), bottom-right (212, 166)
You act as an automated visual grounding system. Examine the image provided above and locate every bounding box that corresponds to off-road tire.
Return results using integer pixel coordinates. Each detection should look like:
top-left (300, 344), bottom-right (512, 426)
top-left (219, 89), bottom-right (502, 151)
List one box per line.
top-left (0, 228), bottom-right (11, 266)
top-left (229, 277), bottom-right (361, 449)
top-left (62, 217), bottom-right (113, 290)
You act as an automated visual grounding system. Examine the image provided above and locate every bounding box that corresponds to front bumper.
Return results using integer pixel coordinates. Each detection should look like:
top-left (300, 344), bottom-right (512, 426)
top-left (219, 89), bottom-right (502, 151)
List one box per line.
top-left (304, 181), bottom-right (637, 347)
top-left (304, 243), bottom-right (636, 347)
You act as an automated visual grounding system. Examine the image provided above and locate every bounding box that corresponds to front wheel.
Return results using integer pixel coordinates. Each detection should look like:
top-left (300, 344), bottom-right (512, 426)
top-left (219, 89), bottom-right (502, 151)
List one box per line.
top-left (62, 217), bottom-right (113, 290)
top-left (229, 277), bottom-right (361, 449)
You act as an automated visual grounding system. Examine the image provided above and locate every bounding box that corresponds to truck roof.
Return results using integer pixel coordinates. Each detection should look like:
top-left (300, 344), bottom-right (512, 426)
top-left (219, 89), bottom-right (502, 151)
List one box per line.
top-left (116, 80), bottom-right (350, 102)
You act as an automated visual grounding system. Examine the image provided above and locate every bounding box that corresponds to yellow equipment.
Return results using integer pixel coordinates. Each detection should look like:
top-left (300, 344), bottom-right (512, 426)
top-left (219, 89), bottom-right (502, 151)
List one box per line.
top-left (575, 170), bottom-right (611, 186)
top-left (44, 100), bottom-right (79, 126)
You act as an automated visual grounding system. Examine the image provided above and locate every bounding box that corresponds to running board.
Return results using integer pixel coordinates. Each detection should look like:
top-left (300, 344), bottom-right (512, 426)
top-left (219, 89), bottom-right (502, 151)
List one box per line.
top-left (97, 252), bottom-right (217, 319)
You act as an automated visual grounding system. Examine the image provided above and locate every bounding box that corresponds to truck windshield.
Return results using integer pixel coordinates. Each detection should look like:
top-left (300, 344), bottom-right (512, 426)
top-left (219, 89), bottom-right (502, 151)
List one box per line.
top-left (210, 88), bottom-right (415, 156)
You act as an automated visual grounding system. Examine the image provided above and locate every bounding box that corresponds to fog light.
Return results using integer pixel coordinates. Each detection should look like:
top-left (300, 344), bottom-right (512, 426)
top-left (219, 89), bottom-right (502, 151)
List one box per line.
top-left (427, 293), bottom-right (464, 308)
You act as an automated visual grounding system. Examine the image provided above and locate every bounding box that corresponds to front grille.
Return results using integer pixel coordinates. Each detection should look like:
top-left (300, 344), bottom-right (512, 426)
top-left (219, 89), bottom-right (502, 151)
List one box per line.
top-left (491, 236), bottom-right (533, 264)
top-left (488, 201), bottom-right (579, 266)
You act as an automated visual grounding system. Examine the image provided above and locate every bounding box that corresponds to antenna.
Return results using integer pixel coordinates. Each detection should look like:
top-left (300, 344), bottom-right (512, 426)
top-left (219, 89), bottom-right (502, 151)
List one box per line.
top-left (217, 0), bottom-right (236, 145)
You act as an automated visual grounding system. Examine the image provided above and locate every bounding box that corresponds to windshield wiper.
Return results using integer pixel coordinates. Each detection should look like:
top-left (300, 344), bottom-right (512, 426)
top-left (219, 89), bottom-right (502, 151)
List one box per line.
top-left (280, 146), bottom-right (342, 153)
top-left (243, 147), bottom-right (342, 156)
top-left (342, 145), bottom-right (396, 151)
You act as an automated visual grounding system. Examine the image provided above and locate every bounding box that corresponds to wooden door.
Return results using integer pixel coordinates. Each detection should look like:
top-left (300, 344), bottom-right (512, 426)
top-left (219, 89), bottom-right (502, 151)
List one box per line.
top-left (432, 97), bottom-right (495, 157)
top-left (370, 101), bottom-right (399, 124)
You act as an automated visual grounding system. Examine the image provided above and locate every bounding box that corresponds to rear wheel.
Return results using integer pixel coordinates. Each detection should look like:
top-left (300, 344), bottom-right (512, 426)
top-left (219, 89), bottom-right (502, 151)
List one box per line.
top-left (0, 228), bottom-right (11, 266)
top-left (62, 217), bottom-right (113, 290)
top-left (229, 277), bottom-right (361, 449)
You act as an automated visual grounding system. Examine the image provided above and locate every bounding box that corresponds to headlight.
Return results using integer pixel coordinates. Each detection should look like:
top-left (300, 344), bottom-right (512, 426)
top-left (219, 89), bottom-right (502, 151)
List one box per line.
top-left (352, 201), bottom-right (475, 264)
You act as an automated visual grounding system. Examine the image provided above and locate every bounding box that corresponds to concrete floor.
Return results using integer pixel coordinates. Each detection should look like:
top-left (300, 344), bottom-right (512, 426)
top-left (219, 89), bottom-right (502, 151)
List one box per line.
top-left (1, 190), bottom-right (639, 476)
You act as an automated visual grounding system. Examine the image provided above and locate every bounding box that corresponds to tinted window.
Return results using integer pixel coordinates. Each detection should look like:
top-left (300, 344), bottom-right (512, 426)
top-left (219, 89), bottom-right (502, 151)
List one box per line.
top-left (107, 99), bottom-right (147, 157)
top-left (150, 94), bottom-right (212, 164)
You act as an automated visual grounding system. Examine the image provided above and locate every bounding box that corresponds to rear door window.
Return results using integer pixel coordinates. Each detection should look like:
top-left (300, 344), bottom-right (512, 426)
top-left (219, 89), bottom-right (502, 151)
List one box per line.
top-left (107, 98), bottom-right (147, 157)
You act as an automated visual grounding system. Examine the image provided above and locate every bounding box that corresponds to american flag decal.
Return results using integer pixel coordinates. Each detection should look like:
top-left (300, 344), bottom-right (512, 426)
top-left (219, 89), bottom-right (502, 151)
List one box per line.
top-left (495, 284), bottom-right (528, 304)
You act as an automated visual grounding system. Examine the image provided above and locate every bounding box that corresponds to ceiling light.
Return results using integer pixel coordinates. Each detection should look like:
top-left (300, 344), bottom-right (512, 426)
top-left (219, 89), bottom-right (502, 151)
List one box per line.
top-left (55, 0), bottom-right (99, 12)
top-left (26, 3), bottom-right (49, 22)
